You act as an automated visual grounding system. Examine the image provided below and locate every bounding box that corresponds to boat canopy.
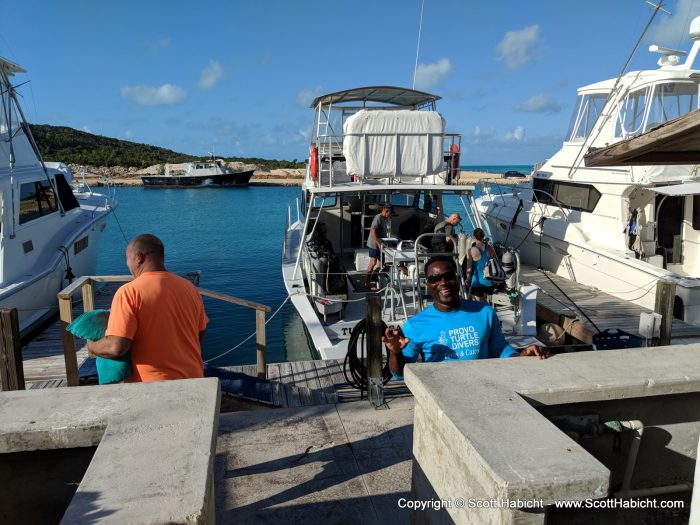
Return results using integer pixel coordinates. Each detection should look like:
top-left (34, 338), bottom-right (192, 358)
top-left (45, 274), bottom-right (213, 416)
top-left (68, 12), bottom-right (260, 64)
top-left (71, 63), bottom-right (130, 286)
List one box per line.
top-left (310, 86), bottom-right (440, 109)
top-left (651, 181), bottom-right (700, 196)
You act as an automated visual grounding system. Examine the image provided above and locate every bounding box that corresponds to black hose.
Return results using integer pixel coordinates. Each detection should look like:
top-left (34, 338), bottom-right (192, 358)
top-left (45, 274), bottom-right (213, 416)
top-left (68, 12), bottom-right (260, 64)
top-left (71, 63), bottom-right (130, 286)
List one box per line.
top-left (343, 318), bottom-right (392, 389)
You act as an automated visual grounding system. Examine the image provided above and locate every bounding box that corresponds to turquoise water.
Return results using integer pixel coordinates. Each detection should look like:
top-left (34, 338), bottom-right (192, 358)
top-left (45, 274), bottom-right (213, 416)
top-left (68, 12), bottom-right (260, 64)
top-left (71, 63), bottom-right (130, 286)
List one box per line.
top-left (96, 186), bottom-right (312, 366)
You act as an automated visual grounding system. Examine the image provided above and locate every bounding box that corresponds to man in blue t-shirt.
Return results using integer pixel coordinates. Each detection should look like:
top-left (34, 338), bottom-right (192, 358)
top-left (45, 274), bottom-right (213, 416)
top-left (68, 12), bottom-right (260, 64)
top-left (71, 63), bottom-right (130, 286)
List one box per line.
top-left (384, 256), bottom-right (548, 379)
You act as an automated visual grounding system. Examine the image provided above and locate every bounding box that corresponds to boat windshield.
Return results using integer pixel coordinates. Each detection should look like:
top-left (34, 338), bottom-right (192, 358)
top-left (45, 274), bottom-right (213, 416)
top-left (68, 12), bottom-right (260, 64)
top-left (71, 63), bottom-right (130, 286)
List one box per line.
top-left (565, 92), bottom-right (609, 142)
top-left (616, 82), bottom-right (699, 138)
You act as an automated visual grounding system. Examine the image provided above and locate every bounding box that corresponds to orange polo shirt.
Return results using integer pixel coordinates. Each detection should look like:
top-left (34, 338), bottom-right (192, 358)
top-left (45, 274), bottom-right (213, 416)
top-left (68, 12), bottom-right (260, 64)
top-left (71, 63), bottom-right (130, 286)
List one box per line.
top-left (105, 271), bottom-right (208, 382)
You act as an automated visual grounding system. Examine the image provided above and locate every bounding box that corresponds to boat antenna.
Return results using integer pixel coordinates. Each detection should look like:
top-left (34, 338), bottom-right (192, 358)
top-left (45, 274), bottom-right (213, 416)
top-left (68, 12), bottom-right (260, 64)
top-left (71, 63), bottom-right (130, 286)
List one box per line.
top-left (412, 0), bottom-right (425, 89)
top-left (565, 0), bottom-right (669, 179)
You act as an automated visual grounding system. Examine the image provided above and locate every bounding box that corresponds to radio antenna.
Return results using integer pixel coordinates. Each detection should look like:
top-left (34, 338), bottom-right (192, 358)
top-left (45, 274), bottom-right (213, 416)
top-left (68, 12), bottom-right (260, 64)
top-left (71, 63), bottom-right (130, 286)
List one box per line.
top-left (412, 0), bottom-right (425, 89)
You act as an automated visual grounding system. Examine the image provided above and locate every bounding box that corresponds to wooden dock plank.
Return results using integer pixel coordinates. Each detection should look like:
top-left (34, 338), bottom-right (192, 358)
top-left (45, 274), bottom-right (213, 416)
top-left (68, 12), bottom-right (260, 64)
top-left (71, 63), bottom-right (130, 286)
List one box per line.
top-left (522, 264), bottom-right (700, 344)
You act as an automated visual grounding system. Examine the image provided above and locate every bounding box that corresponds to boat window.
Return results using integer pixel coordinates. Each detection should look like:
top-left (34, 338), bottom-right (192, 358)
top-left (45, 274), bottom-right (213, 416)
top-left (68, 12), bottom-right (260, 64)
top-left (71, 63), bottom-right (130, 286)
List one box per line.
top-left (533, 178), bottom-right (601, 212)
top-left (310, 194), bottom-right (336, 208)
top-left (566, 93), bottom-right (609, 142)
top-left (615, 87), bottom-right (651, 138)
top-left (645, 83), bottom-right (698, 132)
top-left (388, 193), bottom-right (416, 208)
top-left (417, 191), bottom-right (437, 213)
top-left (54, 173), bottom-right (80, 212)
top-left (693, 195), bottom-right (700, 231)
top-left (19, 180), bottom-right (58, 224)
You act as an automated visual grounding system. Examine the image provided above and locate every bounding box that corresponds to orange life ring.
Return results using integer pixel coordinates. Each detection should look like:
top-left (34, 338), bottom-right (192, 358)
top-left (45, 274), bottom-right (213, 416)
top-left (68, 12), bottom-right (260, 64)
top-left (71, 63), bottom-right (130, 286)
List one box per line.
top-left (310, 145), bottom-right (319, 182)
top-left (450, 143), bottom-right (460, 183)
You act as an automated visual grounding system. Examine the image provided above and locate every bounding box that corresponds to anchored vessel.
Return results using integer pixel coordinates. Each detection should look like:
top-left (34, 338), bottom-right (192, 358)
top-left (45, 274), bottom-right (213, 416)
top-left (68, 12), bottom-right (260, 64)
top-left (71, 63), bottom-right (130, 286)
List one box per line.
top-left (141, 160), bottom-right (254, 187)
top-left (477, 17), bottom-right (700, 325)
top-left (282, 86), bottom-right (537, 361)
top-left (0, 57), bottom-right (116, 332)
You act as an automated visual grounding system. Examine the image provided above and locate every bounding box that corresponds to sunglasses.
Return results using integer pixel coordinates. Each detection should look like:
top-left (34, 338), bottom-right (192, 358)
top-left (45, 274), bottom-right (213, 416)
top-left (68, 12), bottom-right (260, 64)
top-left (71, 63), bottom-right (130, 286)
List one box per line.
top-left (426, 270), bottom-right (458, 284)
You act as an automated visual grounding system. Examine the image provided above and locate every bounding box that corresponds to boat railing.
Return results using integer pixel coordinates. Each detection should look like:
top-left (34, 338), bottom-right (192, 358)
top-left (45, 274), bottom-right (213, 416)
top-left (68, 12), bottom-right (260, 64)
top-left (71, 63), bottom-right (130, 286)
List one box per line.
top-left (57, 275), bottom-right (272, 386)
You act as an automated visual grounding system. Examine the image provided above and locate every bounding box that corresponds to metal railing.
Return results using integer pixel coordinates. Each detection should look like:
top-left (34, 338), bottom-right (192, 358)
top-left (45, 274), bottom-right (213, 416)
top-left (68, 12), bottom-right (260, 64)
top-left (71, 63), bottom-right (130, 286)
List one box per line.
top-left (57, 275), bottom-right (272, 386)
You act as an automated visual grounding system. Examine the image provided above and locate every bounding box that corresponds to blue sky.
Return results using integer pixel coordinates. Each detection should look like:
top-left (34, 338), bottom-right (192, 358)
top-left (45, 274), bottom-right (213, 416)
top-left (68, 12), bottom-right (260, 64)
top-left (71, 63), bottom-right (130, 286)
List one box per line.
top-left (1, 0), bottom-right (699, 164)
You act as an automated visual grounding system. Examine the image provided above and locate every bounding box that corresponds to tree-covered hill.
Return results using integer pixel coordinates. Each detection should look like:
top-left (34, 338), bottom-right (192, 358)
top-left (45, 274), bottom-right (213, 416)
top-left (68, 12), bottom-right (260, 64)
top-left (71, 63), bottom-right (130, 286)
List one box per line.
top-left (29, 124), bottom-right (304, 169)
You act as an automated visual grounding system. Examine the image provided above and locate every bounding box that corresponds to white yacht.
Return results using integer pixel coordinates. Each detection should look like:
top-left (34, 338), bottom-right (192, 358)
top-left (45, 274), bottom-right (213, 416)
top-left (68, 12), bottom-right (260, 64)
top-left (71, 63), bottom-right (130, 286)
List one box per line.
top-left (476, 16), bottom-right (700, 326)
top-left (282, 86), bottom-right (537, 362)
top-left (0, 57), bottom-right (116, 332)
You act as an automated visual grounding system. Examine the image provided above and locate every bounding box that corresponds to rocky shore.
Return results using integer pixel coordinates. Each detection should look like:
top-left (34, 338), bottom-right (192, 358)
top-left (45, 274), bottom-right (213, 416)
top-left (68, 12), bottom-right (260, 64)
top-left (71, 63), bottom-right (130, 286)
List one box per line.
top-left (68, 163), bottom-right (528, 187)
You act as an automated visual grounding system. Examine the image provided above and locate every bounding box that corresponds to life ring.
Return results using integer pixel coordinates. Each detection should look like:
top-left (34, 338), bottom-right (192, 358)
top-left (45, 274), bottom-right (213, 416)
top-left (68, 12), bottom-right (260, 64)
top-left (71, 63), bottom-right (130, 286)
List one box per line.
top-left (310, 145), bottom-right (319, 182)
top-left (450, 143), bottom-right (460, 184)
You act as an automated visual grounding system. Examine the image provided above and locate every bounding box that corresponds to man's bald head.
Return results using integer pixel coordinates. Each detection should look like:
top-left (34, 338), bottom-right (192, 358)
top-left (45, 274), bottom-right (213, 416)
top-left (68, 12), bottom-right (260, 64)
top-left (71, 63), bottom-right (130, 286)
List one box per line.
top-left (126, 234), bottom-right (166, 276)
top-left (129, 234), bottom-right (164, 259)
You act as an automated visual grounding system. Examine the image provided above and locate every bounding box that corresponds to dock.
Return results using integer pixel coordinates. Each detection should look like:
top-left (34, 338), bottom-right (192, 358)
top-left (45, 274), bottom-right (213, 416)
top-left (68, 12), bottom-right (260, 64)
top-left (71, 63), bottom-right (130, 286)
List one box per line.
top-left (5, 266), bottom-right (700, 396)
top-left (520, 265), bottom-right (700, 345)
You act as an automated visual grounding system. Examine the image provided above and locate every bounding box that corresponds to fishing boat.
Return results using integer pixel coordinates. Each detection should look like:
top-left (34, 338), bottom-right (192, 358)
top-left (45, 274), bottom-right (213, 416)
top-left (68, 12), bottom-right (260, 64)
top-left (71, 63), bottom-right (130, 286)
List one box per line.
top-left (282, 86), bottom-right (538, 362)
top-left (476, 16), bottom-right (700, 326)
top-left (141, 159), bottom-right (254, 187)
top-left (0, 57), bottom-right (117, 333)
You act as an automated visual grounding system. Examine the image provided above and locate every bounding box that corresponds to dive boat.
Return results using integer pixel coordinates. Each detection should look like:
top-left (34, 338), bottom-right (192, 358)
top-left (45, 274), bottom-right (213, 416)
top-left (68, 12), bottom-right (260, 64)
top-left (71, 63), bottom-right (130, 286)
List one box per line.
top-left (282, 86), bottom-right (538, 361)
top-left (477, 17), bottom-right (700, 326)
top-left (141, 159), bottom-right (254, 187)
top-left (0, 57), bottom-right (117, 333)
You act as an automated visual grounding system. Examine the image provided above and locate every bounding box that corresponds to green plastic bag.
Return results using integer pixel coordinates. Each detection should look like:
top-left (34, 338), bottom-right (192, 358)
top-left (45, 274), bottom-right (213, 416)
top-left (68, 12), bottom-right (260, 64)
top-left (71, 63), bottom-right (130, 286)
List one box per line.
top-left (66, 309), bottom-right (132, 384)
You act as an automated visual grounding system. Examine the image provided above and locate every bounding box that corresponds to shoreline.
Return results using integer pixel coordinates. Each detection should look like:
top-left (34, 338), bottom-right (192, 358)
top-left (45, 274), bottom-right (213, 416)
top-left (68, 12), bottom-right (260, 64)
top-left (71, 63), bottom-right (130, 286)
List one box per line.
top-left (80, 170), bottom-right (530, 188)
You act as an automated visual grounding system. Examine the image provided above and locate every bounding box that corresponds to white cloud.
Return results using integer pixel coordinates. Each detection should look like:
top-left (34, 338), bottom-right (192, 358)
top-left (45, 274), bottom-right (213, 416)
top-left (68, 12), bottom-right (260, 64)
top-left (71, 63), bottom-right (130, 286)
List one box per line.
top-left (505, 126), bottom-right (526, 142)
top-left (120, 84), bottom-right (187, 106)
top-left (198, 60), bottom-right (223, 90)
top-left (124, 129), bottom-right (134, 138)
top-left (648, 0), bottom-right (700, 44)
top-left (515, 93), bottom-right (561, 113)
top-left (414, 58), bottom-right (453, 89)
top-left (496, 25), bottom-right (541, 70)
top-left (82, 125), bottom-right (91, 133)
top-left (296, 86), bottom-right (323, 107)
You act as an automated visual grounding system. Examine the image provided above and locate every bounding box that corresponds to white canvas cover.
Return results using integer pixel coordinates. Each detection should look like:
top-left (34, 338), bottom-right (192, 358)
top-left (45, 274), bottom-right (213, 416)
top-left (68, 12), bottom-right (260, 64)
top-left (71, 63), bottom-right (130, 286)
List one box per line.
top-left (343, 110), bottom-right (445, 178)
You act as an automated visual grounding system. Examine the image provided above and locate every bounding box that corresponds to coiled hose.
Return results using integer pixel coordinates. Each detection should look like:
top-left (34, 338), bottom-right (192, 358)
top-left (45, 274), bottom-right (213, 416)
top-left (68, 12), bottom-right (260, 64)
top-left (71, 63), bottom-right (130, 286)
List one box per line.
top-left (343, 318), bottom-right (393, 389)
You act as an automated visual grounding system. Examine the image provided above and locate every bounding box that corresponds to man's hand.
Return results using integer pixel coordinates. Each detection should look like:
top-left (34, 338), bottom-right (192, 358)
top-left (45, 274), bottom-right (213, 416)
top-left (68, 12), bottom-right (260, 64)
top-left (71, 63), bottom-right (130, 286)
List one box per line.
top-left (382, 327), bottom-right (409, 354)
top-left (514, 344), bottom-right (549, 359)
top-left (383, 327), bottom-right (409, 377)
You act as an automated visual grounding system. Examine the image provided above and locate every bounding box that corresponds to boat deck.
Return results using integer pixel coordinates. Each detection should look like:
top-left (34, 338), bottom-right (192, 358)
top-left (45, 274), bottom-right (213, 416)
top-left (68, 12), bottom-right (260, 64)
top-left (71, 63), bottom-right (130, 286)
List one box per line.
top-left (520, 264), bottom-right (700, 345)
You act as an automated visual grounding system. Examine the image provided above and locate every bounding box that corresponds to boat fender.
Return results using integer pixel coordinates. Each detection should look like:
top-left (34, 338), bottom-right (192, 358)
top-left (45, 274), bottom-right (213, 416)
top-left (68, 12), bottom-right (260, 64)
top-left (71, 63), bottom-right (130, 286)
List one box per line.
top-left (449, 143), bottom-right (460, 184)
top-left (310, 145), bottom-right (319, 182)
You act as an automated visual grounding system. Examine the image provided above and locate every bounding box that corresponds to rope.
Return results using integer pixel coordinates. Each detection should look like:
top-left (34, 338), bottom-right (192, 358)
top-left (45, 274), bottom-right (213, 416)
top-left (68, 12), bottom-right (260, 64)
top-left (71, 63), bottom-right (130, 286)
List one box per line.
top-left (109, 205), bottom-right (129, 245)
top-left (203, 295), bottom-right (291, 364)
top-left (343, 319), bottom-right (392, 389)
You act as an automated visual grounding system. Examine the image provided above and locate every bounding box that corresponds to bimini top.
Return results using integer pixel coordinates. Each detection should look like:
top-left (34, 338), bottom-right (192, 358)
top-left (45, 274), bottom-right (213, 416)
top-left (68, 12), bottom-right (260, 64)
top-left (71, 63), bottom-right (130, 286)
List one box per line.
top-left (310, 86), bottom-right (440, 109)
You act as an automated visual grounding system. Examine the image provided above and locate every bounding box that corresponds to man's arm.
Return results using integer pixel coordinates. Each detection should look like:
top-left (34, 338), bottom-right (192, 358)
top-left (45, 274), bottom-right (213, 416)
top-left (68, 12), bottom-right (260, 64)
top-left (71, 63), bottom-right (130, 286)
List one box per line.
top-left (87, 336), bottom-right (132, 358)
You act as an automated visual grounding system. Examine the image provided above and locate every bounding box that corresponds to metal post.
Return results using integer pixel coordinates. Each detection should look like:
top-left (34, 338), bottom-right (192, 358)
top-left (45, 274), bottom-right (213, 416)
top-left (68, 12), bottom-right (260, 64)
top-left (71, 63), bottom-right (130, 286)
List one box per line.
top-left (0, 308), bottom-right (24, 391)
top-left (653, 280), bottom-right (675, 346)
top-left (366, 296), bottom-right (384, 407)
top-left (256, 309), bottom-right (267, 379)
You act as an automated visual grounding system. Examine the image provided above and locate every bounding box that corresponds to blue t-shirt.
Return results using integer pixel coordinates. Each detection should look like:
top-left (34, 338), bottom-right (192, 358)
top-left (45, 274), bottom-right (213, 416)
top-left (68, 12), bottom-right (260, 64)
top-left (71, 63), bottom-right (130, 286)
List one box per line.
top-left (394, 300), bottom-right (517, 379)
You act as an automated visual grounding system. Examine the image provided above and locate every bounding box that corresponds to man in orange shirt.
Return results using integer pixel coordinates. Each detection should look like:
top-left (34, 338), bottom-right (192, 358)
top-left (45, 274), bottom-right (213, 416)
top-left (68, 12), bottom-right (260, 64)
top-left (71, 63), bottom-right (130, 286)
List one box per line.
top-left (88, 234), bottom-right (208, 382)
